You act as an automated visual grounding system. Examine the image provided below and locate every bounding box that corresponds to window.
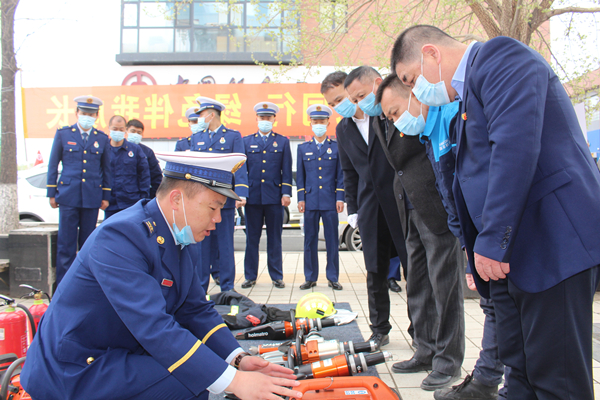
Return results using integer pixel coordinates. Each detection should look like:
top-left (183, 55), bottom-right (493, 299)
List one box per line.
top-left (319, 0), bottom-right (347, 33)
top-left (117, 0), bottom-right (299, 65)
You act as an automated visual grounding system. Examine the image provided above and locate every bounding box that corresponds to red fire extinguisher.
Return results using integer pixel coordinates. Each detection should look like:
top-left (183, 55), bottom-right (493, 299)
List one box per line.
top-left (0, 295), bottom-right (35, 364)
top-left (19, 285), bottom-right (50, 331)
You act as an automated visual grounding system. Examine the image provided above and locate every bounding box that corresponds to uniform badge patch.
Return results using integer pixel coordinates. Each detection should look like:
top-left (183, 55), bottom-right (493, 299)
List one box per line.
top-left (327, 148), bottom-right (332, 154)
top-left (94, 141), bottom-right (99, 148)
top-left (67, 141), bottom-right (77, 145)
top-left (157, 236), bottom-right (165, 244)
top-left (306, 152), bottom-right (313, 155)
top-left (273, 142), bottom-right (278, 147)
top-left (128, 151), bottom-right (134, 157)
top-left (250, 145), bottom-right (258, 148)
top-left (462, 113), bottom-right (467, 120)
top-left (161, 279), bottom-right (173, 287)
top-left (198, 142), bottom-right (205, 145)
top-left (220, 137), bottom-right (226, 144)
top-left (231, 160), bottom-right (246, 173)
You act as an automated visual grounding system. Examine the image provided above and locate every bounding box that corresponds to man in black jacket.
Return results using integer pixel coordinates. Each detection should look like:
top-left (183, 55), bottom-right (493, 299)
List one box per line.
top-left (321, 69), bottom-right (408, 349)
top-left (372, 73), bottom-right (465, 391)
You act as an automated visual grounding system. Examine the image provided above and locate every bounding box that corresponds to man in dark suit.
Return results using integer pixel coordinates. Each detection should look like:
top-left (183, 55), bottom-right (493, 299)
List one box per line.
top-left (393, 25), bottom-right (600, 399)
top-left (321, 69), bottom-right (408, 349)
top-left (364, 73), bottom-right (465, 391)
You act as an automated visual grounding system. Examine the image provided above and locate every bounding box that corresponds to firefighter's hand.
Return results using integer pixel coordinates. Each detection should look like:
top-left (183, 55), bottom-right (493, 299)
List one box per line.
top-left (49, 198), bottom-right (58, 209)
top-left (336, 201), bottom-right (344, 213)
top-left (100, 200), bottom-right (109, 211)
top-left (465, 273), bottom-right (477, 291)
top-left (227, 369), bottom-right (302, 400)
top-left (236, 199), bottom-right (247, 208)
top-left (239, 356), bottom-right (296, 379)
top-left (281, 196), bottom-right (291, 207)
top-left (474, 252), bottom-right (510, 282)
top-left (298, 201), bottom-right (305, 213)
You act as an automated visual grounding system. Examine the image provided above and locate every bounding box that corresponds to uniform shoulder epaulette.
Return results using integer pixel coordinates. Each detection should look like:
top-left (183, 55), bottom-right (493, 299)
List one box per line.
top-left (60, 125), bottom-right (71, 130)
top-left (142, 218), bottom-right (157, 237)
top-left (96, 130), bottom-right (108, 137)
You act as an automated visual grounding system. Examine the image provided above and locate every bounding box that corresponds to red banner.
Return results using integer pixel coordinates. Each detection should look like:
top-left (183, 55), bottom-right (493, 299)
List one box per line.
top-left (22, 84), bottom-right (342, 140)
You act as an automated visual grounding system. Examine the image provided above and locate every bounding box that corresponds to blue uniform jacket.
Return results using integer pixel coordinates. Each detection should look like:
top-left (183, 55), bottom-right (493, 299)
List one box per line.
top-left (243, 131), bottom-right (293, 205)
top-left (46, 124), bottom-right (112, 208)
top-left (190, 125), bottom-right (249, 208)
top-left (107, 140), bottom-right (151, 211)
top-left (453, 37), bottom-right (600, 297)
top-left (21, 199), bottom-right (241, 400)
top-left (296, 138), bottom-right (344, 211)
top-left (419, 102), bottom-right (463, 245)
top-left (175, 136), bottom-right (192, 151)
top-left (140, 143), bottom-right (163, 199)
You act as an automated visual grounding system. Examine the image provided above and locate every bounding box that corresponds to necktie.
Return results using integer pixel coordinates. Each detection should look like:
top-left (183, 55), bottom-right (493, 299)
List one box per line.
top-left (82, 132), bottom-right (88, 144)
top-left (209, 131), bottom-right (214, 140)
top-left (317, 143), bottom-right (322, 151)
top-left (262, 135), bottom-right (267, 144)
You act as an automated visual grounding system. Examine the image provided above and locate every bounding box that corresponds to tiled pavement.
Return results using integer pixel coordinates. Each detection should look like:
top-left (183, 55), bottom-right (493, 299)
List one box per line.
top-left (17, 250), bottom-right (600, 398)
top-left (205, 251), bottom-right (600, 399)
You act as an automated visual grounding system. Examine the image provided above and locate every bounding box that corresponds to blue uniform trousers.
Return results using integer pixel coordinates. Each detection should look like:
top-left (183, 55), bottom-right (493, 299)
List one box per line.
top-left (490, 266), bottom-right (600, 400)
top-left (244, 204), bottom-right (283, 281)
top-left (388, 256), bottom-right (401, 281)
top-left (56, 205), bottom-right (98, 286)
top-left (200, 208), bottom-right (235, 291)
top-left (303, 210), bottom-right (339, 282)
top-left (473, 297), bottom-right (509, 397)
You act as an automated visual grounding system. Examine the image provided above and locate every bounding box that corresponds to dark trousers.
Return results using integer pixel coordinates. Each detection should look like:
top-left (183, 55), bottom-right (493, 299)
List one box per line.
top-left (303, 209), bottom-right (339, 282)
top-left (363, 205), bottom-right (394, 335)
top-left (491, 266), bottom-right (600, 400)
top-left (56, 205), bottom-right (98, 286)
top-left (126, 374), bottom-right (207, 400)
top-left (243, 204), bottom-right (283, 281)
top-left (405, 209), bottom-right (465, 376)
top-left (474, 298), bottom-right (509, 397)
top-left (388, 256), bottom-right (401, 281)
top-left (199, 208), bottom-right (235, 291)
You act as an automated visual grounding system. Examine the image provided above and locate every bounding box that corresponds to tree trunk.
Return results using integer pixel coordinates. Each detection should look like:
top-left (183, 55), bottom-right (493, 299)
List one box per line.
top-left (0, 0), bottom-right (21, 233)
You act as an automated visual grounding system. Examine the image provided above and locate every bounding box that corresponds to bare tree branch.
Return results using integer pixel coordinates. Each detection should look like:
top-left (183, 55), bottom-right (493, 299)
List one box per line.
top-left (544, 6), bottom-right (600, 20)
top-left (466, 0), bottom-right (502, 38)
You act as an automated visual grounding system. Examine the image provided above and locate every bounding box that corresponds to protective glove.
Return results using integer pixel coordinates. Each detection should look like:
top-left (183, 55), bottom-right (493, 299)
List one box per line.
top-left (347, 214), bottom-right (358, 229)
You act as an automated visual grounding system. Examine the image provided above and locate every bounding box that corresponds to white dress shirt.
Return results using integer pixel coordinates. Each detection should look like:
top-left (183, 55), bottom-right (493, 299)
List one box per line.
top-left (352, 114), bottom-right (370, 145)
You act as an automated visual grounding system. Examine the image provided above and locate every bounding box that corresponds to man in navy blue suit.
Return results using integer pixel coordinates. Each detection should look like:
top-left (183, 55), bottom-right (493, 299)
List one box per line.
top-left (393, 25), bottom-right (600, 399)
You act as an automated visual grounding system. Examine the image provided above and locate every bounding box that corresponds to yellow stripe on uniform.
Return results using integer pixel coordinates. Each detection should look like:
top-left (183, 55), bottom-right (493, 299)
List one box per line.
top-left (46, 185), bottom-right (57, 187)
top-left (297, 188), bottom-right (305, 192)
top-left (168, 340), bottom-right (202, 373)
top-left (202, 323), bottom-right (226, 343)
top-left (336, 189), bottom-right (344, 191)
top-left (102, 188), bottom-right (111, 191)
top-left (282, 183), bottom-right (292, 187)
top-left (235, 184), bottom-right (249, 188)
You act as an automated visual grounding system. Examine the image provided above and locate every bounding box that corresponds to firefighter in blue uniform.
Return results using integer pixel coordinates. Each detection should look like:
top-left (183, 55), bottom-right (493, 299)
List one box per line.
top-left (46, 95), bottom-right (112, 287)
top-left (188, 96), bottom-right (248, 292)
top-left (174, 106), bottom-right (200, 151)
top-left (297, 104), bottom-right (344, 291)
top-left (22, 151), bottom-right (300, 400)
top-left (126, 119), bottom-right (163, 199)
top-left (241, 102), bottom-right (293, 289)
top-left (104, 115), bottom-right (151, 219)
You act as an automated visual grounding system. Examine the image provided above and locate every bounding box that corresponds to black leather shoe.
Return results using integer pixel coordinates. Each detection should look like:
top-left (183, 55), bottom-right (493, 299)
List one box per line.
top-left (391, 356), bottom-right (432, 373)
top-left (367, 332), bottom-right (389, 349)
top-left (213, 276), bottom-right (221, 286)
top-left (272, 279), bottom-right (285, 288)
top-left (328, 280), bottom-right (343, 290)
top-left (300, 281), bottom-right (317, 290)
top-left (388, 278), bottom-right (402, 292)
top-left (421, 371), bottom-right (461, 391)
top-left (241, 279), bottom-right (256, 289)
top-left (434, 373), bottom-right (498, 399)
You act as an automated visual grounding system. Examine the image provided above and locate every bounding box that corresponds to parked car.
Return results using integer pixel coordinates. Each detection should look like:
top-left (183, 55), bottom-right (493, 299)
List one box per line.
top-left (18, 164), bottom-right (60, 223)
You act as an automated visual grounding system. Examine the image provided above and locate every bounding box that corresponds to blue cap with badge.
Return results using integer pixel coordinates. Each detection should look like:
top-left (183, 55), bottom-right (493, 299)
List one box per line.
top-left (185, 107), bottom-right (201, 121)
top-left (195, 96), bottom-right (226, 113)
top-left (306, 104), bottom-right (332, 119)
top-left (254, 102), bottom-right (280, 116)
top-left (155, 151), bottom-right (246, 200)
top-left (74, 95), bottom-right (103, 113)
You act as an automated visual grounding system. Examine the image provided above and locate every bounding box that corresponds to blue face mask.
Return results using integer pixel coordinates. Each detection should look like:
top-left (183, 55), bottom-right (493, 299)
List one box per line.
top-left (110, 130), bottom-right (125, 142)
top-left (312, 124), bottom-right (328, 137)
top-left (357, 82), bottom-right (382, 117)
top-left (172, 195), bottom-right (196, 247)
top-left (78, 115), bottom-right (96, 130)
top-left (334, 98), bottom-right (357, 118)
top-left (258, 120), bottom-right (273, 133)
top-left (393, 95), bottom-right (426, 136)
top-left (412, 54), bottom-right (451, 107)
top-left (190, 123), bottom-right (203, 134)
top-left (197, 117), bottom-right (210, 132)
top-left (127, 132), bottom-right (142, 144)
